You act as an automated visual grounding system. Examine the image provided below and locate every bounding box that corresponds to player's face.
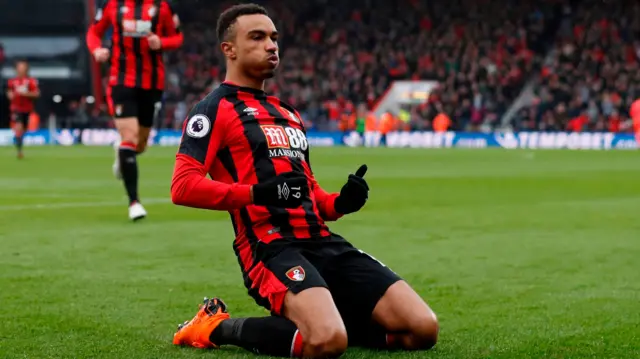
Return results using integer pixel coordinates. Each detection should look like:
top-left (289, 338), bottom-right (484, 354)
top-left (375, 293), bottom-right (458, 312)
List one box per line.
top-left (233, 14), bottom-right (279, 79)
top-left (15, 62), bottom-right (28, 77)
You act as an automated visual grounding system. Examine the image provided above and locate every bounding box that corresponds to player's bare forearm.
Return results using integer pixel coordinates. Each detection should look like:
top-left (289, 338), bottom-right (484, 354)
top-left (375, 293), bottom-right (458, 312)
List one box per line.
top-left (6, 90), bottom-right (13, 100)
top-left (23, 91), bottom-right (39, 99)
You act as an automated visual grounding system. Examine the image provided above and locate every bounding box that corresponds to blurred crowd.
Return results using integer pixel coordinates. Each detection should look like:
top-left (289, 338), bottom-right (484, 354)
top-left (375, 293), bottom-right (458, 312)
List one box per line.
top-left (158, 0), bottom-right (560, 132)
top-left (512, 0), bottom-right (640, 133)
top-left (50, 0), bottom-right (640, 133)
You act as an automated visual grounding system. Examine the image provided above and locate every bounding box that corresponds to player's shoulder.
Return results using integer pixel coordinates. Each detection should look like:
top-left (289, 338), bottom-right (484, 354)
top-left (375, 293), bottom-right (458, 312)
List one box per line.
top-left (201, 84), bottom-right (237, 108)
top-left (161, 0), bottom-right (175, 7)
top-left (182, 87), bottom-right (239, 140)
top-left (277, 98), bottom-right (300, 117)
top-left (96, 0), bottom-right (112, 9)
top-left (94, 0), bottom-right (113, 19)
top-left (188, 86), bottom-right (238, 121)
top-left (161, 0), bottom-right (178, 13)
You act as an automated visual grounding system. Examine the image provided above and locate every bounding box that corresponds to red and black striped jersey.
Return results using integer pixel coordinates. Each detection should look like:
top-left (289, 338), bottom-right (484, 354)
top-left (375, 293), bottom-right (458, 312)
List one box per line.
top-left (171, 82), bottom-right (344, 270)
top-left (86, 0), bottom-right (183, 90)
top-left (7, 77), bottom-right (39, 113)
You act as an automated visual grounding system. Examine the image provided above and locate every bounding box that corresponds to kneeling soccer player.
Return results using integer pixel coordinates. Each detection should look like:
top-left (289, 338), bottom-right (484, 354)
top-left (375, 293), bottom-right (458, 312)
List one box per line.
top-left (169, 4), bottom-right (438, 358)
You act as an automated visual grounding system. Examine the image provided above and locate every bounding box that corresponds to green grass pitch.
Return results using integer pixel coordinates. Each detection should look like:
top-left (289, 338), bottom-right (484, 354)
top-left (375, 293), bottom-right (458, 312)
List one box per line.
top-left (1, 146), bottom-right (639, 359)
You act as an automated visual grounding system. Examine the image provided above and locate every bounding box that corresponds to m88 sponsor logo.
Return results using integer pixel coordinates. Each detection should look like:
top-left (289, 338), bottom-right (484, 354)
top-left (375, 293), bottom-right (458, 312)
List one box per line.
top-left (260, 125), bottom-right (308, 159)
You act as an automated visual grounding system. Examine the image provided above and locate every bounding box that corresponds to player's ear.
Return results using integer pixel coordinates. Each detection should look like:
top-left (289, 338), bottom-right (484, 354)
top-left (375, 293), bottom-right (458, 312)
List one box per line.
top-left (221, 42), bottom-right (237, 60)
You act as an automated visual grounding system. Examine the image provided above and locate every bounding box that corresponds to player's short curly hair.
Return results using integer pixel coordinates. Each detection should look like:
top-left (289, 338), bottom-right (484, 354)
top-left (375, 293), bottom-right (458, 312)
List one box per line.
top-left (216, 3), bottom-right (268, 43)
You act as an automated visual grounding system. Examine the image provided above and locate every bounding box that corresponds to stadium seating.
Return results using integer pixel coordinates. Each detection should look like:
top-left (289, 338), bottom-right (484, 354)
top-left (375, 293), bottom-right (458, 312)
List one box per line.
top-left (513, 0), bottom-right (640, 133)
top-left (159, 0), bottom-right (562, 132)
top-left (61, 0), bottom-right (640, 134)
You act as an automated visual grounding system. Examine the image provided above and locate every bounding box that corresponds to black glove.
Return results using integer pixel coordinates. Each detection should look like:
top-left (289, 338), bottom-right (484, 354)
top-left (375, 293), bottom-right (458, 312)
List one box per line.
top-left (334, 165), bottom-right (369, 214)
top-left (252, 172), bottom-right (308, 208)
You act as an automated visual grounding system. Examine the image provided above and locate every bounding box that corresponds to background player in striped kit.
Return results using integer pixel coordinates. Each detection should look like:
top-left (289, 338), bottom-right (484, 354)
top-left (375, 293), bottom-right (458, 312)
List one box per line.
top-left (6, 60), bottom-right (39, 159)
top-left (86, 0), bottom-right (183, 221)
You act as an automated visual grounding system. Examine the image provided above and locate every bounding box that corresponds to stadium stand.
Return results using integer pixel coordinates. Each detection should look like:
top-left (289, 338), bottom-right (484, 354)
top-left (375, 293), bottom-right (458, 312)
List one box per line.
top-left (16, 0), bottom-right (640, 135)
top-left (158, 0), bottom-right (564, 132)
top-left (512, 0), bottom-right (640, 133)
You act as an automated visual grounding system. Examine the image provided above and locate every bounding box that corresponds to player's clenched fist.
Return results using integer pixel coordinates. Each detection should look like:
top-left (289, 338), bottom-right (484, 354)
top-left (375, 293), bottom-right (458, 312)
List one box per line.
top-left (147, 33), bottom-right (162, 50)
top-left (334, 164), bottom-right (369, 214)
top-left (92, 48), bottom-right (110, 63)
top-left (251, 172), bottom-right (308, 208)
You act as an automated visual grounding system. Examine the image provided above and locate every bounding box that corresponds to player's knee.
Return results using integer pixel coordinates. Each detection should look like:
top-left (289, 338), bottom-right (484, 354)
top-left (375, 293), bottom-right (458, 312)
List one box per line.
top-left (305, 324), bottom-right (348, 358)
top-left (136, 142), bottom-right (147, 154)
top-left (406, 311), bottom-right (438, 350)
top-left (120, 134), bottom-right (138, 147)
top-left (119, 130), bottom-right (138, 145)
top-left (117, 122), bottom-right (139, 145)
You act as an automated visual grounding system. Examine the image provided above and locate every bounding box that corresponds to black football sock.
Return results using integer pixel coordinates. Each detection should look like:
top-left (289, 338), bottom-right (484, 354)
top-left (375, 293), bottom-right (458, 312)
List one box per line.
top-left (349, 323), bottom-right (399, 350)
top-left (15, 134), bottom-right (24, 152)
top-left (119, 145), bottom-right (139, 204)
top-left (210, 317), bottom-right (303, 357)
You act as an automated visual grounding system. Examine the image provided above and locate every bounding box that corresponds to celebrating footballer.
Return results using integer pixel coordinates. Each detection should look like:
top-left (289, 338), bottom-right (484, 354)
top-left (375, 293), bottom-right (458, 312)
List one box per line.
top-left (170, 4), bottom-right (438, 358)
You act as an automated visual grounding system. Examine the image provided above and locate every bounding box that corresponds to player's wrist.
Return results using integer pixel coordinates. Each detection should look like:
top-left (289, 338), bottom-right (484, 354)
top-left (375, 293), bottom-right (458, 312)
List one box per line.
top-left (251, 173), bottom-right (308, 208)
top-left (334, 186), bottom-right (368, 215)
top-left (334, 195), bottom-right (348, 214)
top-left (92, 48), bottom-right (106, 58)
top-left (326, 194), bottom-right (345, 218)
top-left (234, 184), bottom-right (253, 207)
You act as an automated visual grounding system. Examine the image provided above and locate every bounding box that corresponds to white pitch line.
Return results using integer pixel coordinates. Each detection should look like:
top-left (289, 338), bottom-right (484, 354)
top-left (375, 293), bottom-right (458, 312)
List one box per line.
top-left (0, 197), bottom-right (171, 211)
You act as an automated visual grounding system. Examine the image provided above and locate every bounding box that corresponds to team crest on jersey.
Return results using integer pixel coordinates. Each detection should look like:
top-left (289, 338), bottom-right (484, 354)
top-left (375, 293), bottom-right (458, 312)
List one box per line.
top-left (186, 114), bottom-right (211, 138)
top-left (286, 266), bottom-right (305, 282)
top-left (286, 109), bottom-right (300, 123)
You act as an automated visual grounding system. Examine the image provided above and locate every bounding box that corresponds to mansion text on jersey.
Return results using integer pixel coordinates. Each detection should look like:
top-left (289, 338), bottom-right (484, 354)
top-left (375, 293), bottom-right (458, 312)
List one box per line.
top-left (268, 148), bottom-right (305, 159)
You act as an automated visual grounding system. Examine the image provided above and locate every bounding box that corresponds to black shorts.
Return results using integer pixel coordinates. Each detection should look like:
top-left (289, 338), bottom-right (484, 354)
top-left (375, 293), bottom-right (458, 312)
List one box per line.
top-left (107, 85), bottom-right (162, 127)
top-left (12, 112), bottom-right (30, 125)
top-left (246, 236), bottom-right (402, 334)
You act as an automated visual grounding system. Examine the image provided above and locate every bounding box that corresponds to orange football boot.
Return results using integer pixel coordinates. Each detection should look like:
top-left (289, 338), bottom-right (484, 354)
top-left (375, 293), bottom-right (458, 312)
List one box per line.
top-left (172, 297), bottom-right (231, 348)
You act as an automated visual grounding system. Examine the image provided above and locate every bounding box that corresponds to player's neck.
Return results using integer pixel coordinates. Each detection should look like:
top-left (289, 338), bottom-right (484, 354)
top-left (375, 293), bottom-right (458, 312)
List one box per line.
top-left (224, 70), bottom-right (265, 92)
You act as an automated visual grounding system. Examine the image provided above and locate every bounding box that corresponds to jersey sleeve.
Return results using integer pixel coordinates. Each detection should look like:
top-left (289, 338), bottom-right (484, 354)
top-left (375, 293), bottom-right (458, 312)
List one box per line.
top-left (299, 113), bottom-right (343, 222)
top-left (171, 99), bottom-right (252, 210)
top-left (29, 78), bottom-right (39, 92)
top-left (310, 175), bottom-right (342, 221)
top-left (86, 0), bottom-right (113, 53)
top-left (5, 79), bottom-right (13, 100)
top-left (158, 0), bottom-right (183, 50)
